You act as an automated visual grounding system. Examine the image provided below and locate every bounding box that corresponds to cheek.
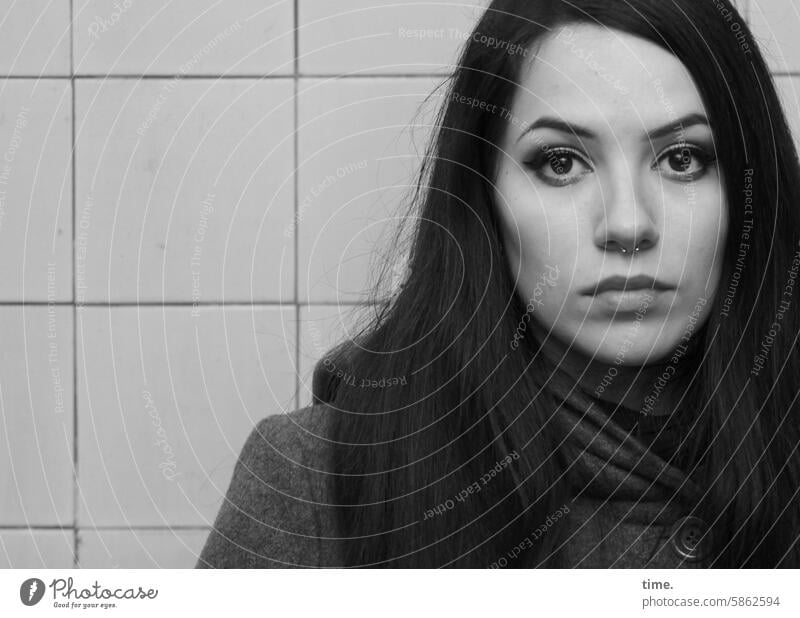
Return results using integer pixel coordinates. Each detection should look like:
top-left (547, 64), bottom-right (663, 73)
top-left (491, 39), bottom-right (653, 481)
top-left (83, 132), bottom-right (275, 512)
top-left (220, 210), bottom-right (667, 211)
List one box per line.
top-left (495, 166), bottom-right (580, 257)
top-left (661, 181), bottom-right (728, 243)
top-left (495, 167), bottom-right (545, 266)
top-left (495, 171), bottom-right (589, 317)
top-left (661, 184), bottom-right (727, 265)
top-left (496, 200), bottom-right (578, 304)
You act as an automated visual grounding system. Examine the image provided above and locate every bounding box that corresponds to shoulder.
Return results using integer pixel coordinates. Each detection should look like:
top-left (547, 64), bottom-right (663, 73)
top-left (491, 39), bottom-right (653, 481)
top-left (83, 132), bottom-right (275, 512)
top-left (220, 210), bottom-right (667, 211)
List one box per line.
top-left (196, 404), bottom-right (340, 568)
top-left (265, 403), bottom-right (335, 448)
top-left (241, 404), bottom-right (334, 472)
top-left (233, 404), bottom-right (334, 497)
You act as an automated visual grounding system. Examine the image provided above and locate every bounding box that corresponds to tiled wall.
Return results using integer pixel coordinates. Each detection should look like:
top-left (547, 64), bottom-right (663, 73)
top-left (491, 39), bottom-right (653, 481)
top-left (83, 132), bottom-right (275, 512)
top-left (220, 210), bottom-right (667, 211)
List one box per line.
top-left (0, 0), bottom-right (796, 569)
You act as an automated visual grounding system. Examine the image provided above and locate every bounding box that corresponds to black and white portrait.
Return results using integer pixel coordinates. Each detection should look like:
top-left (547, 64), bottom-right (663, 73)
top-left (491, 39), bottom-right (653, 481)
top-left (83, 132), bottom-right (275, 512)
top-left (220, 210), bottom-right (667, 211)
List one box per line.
top-left (2, 0), bottom-right (799, 583)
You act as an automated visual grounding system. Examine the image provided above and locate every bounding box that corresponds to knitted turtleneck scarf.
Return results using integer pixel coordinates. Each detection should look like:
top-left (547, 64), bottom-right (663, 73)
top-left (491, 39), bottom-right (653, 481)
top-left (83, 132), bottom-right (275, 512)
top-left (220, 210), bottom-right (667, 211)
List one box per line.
top-left (531, 340), bottom-right (710, 567)
top-left (546, 362), bottom-right (702, 507)
top-left (537, 326), bottom-right (707, 469)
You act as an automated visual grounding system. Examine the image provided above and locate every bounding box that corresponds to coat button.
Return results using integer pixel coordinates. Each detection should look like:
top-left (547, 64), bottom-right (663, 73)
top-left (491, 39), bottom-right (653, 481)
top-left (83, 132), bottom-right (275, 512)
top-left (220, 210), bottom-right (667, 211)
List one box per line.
top-left (668, 515), bottom-right (709, 562)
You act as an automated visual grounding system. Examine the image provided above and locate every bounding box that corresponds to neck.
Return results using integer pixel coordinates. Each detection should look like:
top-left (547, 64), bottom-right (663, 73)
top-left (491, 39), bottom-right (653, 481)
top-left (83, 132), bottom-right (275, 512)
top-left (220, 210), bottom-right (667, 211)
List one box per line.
top-left (531, 321), bottom-right (702, 416)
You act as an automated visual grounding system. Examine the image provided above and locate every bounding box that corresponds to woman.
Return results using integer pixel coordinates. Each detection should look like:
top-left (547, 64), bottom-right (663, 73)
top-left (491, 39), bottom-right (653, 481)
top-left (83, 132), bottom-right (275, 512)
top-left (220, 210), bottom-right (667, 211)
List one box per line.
top-left (197, 0), bottom-right (800, 568)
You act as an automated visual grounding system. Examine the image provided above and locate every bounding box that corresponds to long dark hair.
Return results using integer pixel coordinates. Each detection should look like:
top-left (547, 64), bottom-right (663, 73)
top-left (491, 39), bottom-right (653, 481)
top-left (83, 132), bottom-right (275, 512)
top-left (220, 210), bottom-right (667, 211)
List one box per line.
top-left (311, 0), bottom-right (800, 567)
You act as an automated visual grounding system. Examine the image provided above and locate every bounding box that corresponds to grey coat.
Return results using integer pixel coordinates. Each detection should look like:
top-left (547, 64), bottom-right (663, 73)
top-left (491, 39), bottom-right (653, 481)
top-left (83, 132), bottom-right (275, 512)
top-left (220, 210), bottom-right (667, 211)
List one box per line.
top-left (196, 400), bottom-right (712, 569)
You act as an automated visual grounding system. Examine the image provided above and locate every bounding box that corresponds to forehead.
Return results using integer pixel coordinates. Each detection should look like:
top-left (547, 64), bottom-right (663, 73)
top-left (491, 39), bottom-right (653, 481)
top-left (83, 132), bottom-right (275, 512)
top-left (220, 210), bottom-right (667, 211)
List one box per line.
top-left (510, 23), bottom-right (705, 132)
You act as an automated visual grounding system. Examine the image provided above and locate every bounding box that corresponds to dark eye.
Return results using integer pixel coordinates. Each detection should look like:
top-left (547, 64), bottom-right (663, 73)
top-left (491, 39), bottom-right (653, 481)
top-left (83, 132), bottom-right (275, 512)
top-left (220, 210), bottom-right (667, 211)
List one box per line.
top-left (655, 144), bottom-right (715, 180)
top-left (526, 147), bottom-right (592, 186)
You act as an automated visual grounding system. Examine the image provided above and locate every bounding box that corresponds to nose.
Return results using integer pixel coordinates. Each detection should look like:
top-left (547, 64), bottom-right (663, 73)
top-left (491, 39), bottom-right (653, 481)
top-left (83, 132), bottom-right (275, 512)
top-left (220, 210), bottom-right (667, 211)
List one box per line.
top-left (594, 162), bottom-right (659, 255)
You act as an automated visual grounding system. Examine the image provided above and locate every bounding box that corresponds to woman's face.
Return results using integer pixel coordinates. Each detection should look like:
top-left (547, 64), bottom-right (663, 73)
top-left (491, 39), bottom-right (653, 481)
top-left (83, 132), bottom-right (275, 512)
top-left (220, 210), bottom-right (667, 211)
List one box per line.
top-left (493, 24), bottom-right (728, 366)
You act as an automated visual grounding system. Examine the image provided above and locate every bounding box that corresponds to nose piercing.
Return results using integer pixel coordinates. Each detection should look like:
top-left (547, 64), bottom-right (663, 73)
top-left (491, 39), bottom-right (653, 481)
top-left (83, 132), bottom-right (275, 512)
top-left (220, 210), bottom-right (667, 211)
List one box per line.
top-left (620, 245), bottom-right (641, 254)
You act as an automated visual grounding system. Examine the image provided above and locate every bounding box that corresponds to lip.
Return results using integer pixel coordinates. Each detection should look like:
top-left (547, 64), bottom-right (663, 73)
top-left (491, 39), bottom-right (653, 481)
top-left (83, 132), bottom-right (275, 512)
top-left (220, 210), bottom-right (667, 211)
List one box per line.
top-left (589, 288), bottom-right (669, 313)
top-left (581, 274), bottom-right (674, 296)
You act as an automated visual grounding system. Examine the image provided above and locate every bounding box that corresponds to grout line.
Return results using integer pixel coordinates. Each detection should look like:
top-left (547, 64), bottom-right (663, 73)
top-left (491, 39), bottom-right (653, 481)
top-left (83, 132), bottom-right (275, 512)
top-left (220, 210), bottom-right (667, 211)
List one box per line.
top-left (73, 73), bottom-right (297, 79)
top-left (0, 301), bottom-right (78, 306)
top-left (295, 72), bottom-right (452, 79)
top-left (294, 0), bottom-right (300, 411)
top-left (0, 73), bottom-right (452, 79)
top-left (82, 526), bottom-right (214, 532)
top-left (68, 0), bottom-right (78, 570)
top-left (0, 74), bottom-right (75, 79)
top-left (1, 525), bottom-right (74, 530)
top-left (0, 301), bottom-right (375, 307)
top-left (4, 74), bottom-right (294, 79)
top-left (0, 525), bottom-right (212, 531)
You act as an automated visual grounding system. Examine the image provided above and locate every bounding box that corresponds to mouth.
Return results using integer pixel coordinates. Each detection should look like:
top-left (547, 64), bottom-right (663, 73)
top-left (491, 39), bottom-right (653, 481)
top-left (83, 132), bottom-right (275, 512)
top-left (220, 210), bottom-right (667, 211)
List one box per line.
top-left (581, 274), bottom-right (674, 296)
top-left (589, 288), bottom-right (669, 313)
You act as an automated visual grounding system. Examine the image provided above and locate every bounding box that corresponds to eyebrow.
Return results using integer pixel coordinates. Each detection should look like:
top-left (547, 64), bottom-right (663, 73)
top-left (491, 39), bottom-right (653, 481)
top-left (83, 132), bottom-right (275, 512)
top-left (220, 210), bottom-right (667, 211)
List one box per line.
top-left (516, 113), bottom-right (711, 143)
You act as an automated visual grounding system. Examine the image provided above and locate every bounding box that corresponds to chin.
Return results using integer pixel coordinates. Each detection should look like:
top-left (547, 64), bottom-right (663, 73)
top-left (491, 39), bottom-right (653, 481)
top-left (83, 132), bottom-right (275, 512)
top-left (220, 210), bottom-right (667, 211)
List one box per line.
top-left (569, 328), bottom-right (681, 367)
top-left (598, 341), bottom-right (678, 366)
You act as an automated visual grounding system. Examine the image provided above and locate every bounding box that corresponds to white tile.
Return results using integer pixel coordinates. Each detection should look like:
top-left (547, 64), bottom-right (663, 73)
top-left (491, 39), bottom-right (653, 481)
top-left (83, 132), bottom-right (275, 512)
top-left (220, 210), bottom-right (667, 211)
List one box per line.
top-left (78, 529), bottom-right (209, 568)
top-left (775, 76), bottom-right (800, 156)
top-left (298, 304), bottom-right (367, 407)
top-left (749, 0), bottom-right (800, 72)
top-left (75, 79), bottom-right (294, 303)
top-left (297, 77), bottom-right (440, 302)
top-left (74, 0), bottom-right (293, 75)
top-left (0, 1), bottom-right (71, 75)
top-left (0, 307), bottom-right (74, 526)
top-left (77, 306), bottom-right (297, 527)
top-left (0, 529), bottom-right (74, 568)
top-left (299, 0), bottom-right (487, 74)
top-left (0, 80), bottom-right (72, 301)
